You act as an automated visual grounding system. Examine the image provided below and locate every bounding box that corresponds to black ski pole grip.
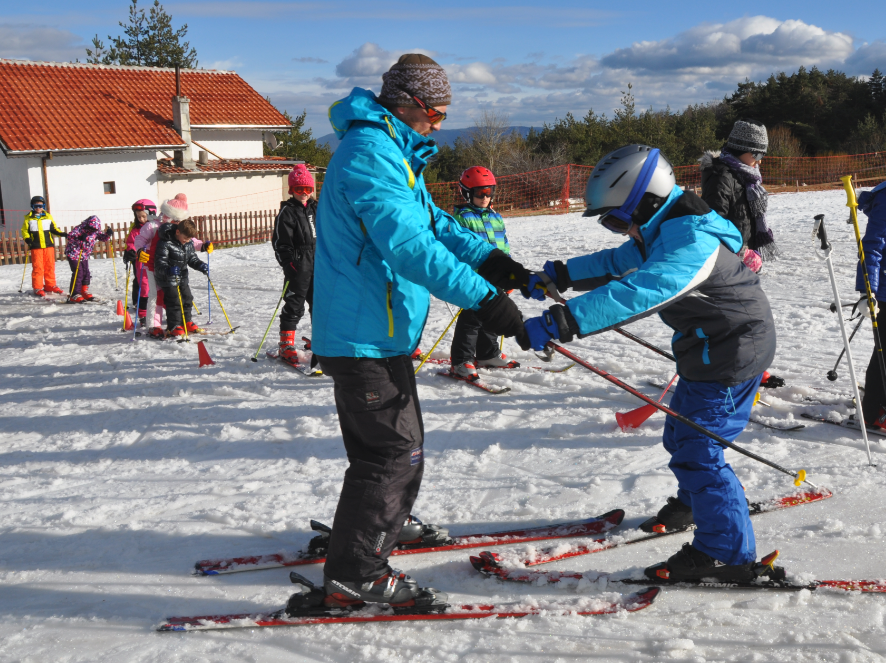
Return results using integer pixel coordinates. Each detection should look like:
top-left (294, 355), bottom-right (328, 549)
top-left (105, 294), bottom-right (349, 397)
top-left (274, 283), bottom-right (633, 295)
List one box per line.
top-left (814, 214), bottom-right (829, 251)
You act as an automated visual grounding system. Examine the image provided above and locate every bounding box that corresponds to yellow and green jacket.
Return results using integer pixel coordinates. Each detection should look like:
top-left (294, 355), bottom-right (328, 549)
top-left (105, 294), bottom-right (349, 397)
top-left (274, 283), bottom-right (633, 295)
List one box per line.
top-left (452, 204), bottom-right (510, 254)
top-left (22, 212), bottom-right (64, 249)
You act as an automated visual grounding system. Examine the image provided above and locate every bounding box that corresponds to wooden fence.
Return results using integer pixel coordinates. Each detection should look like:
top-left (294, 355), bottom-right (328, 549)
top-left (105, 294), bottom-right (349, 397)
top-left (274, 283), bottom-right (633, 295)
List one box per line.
top-left (1, 210), bottom-right (278, 266)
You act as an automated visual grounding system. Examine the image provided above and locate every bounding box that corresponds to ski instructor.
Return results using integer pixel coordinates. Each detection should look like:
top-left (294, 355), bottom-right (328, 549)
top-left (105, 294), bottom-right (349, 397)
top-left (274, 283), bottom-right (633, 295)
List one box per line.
top-left (521, 145), bottom-right (776, 583)
top-left (307, 54), bottom-right (531, 611)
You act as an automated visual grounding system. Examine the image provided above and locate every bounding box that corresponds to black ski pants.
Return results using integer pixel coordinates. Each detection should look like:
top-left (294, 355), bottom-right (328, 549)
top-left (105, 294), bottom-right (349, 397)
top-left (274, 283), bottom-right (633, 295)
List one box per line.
top-left (162, 282), bottom-right (193, 330)
top-left (861, 305), bottom-right (886, 422)
top-left (450, 309), bottom-right (499, 365)
top-left (316, 354), bottom-right (424, 583)
top-left (280, 271), bottom-right (313, 332)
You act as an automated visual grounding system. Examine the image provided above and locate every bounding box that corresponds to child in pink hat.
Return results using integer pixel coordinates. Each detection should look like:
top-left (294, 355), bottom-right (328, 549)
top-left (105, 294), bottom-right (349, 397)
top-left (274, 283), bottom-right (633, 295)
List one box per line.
top-left (271, 165), bottom-right (318, 367)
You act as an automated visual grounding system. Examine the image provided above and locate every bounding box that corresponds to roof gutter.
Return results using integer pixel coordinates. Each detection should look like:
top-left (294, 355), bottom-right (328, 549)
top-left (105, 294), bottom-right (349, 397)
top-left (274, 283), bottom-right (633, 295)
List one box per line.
top-left (191, 125), bottom-right (291, 130)
top-left (2, 144), bottom-right (186, 158)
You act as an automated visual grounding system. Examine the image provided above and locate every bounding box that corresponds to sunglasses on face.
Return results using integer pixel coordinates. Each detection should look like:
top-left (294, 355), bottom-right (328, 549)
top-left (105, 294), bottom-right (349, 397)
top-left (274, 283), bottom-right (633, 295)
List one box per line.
top-left (598, 213), bottom-right (633, 235)
top-left (33, 204), bottom-right (45, 209)
top-left (472, 186), bottom-right (495, 198)
top-left (398, 88), bottom-right (446, 124)
top-left (291, 186), bottom-right (313, 195)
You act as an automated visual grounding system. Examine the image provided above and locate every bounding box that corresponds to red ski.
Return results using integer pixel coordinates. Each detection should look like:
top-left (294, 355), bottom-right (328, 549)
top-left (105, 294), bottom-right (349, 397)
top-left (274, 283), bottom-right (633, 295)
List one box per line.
top-left (436, 369), bottom-right (510, 394)
top-left (471, 551), bottom-right (885, 593)
top-left (194, 509), bottom-right (625, 575)
top-left (157, 587), bottom-right (660, 631)
top-left (488, 489), bottom-right (832, 568)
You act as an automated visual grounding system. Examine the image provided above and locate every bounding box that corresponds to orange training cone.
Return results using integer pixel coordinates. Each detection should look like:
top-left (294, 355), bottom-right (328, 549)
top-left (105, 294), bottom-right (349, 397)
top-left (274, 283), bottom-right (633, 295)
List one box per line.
top-left (616, 403), bottom-right (658, 431)
top-left (116, 300), bottom-right (124, 315)
top-left (123, 310), bottom-right (134, 331)
top-left (197, 341), bottom-right (216, 367)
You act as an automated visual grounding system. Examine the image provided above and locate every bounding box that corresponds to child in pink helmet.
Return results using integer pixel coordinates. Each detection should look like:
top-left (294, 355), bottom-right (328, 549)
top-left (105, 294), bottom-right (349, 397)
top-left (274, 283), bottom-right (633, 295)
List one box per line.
top-left (124, 199), bottom-right (156, 325)
top-left (271, 165), bottom-right (317, 365)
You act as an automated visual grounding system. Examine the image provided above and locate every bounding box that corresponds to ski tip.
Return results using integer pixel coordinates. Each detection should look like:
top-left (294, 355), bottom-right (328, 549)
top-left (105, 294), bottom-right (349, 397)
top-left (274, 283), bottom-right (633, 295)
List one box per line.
top-left (599, 509), bottom-right (626, 526)
top-left (628, 586), bottom-right (662, 608)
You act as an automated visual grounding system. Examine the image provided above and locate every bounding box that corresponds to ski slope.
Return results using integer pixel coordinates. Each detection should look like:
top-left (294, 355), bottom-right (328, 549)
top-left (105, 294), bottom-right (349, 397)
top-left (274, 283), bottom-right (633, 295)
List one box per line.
top-left (0, 189), bottom-right (884, 662)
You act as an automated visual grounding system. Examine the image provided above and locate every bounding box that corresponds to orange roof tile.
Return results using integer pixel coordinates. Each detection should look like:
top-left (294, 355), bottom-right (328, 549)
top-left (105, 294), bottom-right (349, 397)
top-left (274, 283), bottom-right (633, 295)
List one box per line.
top-left (0, 60), bottom-right (290, 155)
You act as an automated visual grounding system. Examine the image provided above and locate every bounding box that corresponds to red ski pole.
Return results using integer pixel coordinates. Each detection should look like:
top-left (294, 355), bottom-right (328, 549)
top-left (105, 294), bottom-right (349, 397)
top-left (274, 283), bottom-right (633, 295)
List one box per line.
top-left (547, 342), bottom-right (815, 488)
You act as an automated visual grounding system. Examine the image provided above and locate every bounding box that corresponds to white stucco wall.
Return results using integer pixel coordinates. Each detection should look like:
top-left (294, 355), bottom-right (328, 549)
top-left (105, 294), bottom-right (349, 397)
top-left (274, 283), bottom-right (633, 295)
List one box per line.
top-left (189, 129), bottom-right (264, 161)
top-left (157, 171), bottom-right (286, 216)
top-left (0, 151), bottom-right (37, 225)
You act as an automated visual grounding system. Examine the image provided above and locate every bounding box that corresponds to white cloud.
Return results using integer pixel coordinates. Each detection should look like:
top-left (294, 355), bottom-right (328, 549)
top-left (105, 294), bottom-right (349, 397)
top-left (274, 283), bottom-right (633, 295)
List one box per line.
top-left (205, 57), bottom-right (243, 71)
top-left (330, 42), bottom-right (435, 88)
top-left (845, 41), bottom-right (886, 76)
top-left (0, 24), bottom-right (86, 62)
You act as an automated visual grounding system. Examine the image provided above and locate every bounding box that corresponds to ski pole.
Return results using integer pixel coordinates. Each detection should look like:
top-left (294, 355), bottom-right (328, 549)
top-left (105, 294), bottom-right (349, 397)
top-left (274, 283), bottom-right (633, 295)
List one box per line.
top-left (540, 281), bottom-right (677, 362)
top-left (108, 233), bottom-right (119, 290)
top-left (415, 308), bottom-right (461, 374)
top-left (842, 176), bottom-right (886, 404)
top-left (208, 277), bottom-right (234, 332)
top-left (813, 214), bottom-right (874, 465)
top-left (121, 263), bottom-right (131, 331)
top-left (614, 327), bottom-right (677, 362)
top-left (132, 272), bottom-right (143, 342)
top-left (176, 284), bottom-right (190, 343)
top-left (547, 342), bottom-right (817, 487)
top-left (827, 316), bottom-right (865, 381)
top-left (69, 253), bottom-right (82, 299)
top-left (192, 300), bottom-right (202, 316)
top-left (207, 252), bottom-right (212, 324)
top-left (252, 281), bottom-right (289, 361)
top-left (18, 249), bottom-right (29, 292)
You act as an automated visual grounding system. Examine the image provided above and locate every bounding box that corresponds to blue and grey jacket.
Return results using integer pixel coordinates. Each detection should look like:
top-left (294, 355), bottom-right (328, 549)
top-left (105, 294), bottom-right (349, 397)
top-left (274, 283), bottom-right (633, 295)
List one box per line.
top-left (562, 186), bottom-right (775, 385)
top-left (855, 181), bottom-right (886, 300)
top-left (312, 88), bottom-right (497, 358)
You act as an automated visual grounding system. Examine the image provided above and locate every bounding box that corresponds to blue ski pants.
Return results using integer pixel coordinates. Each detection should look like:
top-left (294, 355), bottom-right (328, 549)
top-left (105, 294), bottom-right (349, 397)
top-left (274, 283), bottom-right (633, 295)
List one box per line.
top-left (663, 375), bottom-right (761, 565)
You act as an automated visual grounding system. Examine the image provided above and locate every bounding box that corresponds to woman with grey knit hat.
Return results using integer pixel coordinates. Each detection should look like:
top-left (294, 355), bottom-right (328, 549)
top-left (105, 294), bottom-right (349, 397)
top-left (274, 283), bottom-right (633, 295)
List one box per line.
top-left (699, 119), bottom-right (779, 272)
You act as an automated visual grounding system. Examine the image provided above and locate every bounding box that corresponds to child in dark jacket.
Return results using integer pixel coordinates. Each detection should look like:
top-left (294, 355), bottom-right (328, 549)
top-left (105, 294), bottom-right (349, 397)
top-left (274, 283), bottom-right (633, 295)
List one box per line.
top-left (272, 164), bottom-right (317, 365)
top-left (448, 166), bottom-right (520, 380)
top-left (154, 219), bottom-right (209, 337)
top-left (64, 215), bottom-right (113, 302)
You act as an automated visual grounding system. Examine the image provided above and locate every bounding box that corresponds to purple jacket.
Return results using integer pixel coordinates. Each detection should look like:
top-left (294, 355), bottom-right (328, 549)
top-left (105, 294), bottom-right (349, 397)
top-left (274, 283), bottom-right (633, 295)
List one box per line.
top-left (64, 216), bottom-right (112, 261)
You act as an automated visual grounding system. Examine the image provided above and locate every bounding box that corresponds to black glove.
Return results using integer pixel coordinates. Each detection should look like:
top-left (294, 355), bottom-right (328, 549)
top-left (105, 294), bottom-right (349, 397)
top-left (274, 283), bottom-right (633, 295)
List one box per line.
top-left (473, 290), bottom-right (525, 339)
top-left (201, 241), bottom-right (214, 253)
top-left (760, 373), bottom-right (786, 389)
top-left (60, 232), bottom-right (68, 238)
top-left (105, 225), bottom-right (113, 235)
top-left (477, 249), bottom-right (532, 291)
top-left (123, 249), bottom-right (136, 265)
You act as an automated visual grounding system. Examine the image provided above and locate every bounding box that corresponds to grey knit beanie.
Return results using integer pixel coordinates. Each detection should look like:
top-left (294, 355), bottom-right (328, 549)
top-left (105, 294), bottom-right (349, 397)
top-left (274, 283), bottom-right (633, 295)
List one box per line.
top-left (378, 54), bottom-right (451, 107)
top-left (725, 119), bottom-right (768, 155)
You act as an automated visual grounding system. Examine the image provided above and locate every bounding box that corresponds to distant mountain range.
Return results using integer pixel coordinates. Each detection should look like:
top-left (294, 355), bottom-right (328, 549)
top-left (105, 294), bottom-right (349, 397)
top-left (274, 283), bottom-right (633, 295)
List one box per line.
top-left (317, 126), bottom-right (534, 152)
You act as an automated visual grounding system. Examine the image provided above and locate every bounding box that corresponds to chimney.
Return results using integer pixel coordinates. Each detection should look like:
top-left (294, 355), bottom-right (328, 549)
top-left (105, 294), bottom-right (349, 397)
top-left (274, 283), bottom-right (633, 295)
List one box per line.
top-left (172, 65), bottom-right (197, 170)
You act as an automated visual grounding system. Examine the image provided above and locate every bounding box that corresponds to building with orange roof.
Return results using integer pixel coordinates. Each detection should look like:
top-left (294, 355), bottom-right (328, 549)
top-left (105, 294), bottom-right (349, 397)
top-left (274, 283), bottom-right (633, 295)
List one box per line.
top-left (0, 59), bottom-right (296, 226)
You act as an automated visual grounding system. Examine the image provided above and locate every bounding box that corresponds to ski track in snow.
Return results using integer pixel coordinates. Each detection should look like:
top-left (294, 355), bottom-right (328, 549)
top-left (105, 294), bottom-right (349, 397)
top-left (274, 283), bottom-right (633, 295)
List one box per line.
top-left (1, 189), bottom-right (885, 662)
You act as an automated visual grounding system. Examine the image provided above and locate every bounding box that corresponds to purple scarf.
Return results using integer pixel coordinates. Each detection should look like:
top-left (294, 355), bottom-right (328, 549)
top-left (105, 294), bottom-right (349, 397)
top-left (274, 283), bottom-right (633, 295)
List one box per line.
top-left (719, 152), bottom-right (778, 260)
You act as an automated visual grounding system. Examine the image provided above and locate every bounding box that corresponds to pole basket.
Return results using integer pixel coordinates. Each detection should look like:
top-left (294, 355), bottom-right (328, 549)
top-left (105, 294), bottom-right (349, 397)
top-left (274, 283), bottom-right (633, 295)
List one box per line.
top-left (615, 403), bottom-right (659, 431)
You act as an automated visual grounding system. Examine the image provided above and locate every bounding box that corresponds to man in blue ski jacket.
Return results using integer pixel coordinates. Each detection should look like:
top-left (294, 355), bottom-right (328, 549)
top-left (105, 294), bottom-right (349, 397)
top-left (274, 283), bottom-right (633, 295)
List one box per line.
top-left (522, 145), bottom-right (776, 583)
top-left (856, 180), bottom-right (886, 426)
top-left (303, 54), bottom-right (532, 613)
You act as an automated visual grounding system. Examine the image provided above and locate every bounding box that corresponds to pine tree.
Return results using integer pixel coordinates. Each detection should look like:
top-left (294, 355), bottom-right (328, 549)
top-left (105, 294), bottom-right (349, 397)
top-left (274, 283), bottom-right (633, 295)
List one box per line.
top-left (85, 0), bottom-right (197, 68)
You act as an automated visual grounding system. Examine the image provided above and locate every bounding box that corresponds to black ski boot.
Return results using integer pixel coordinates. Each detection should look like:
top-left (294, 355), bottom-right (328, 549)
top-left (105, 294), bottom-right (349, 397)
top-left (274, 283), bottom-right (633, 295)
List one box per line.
top-left (323, 569), bottom-right (449, 613)
top-left (397, 515), bottom-right (452, 549)
top-left (306, 515), bottom-right (451, 557)
top-left (644, 543), bottom-right (756, 582)
top-left (639, 496), bottom-right (694, 533)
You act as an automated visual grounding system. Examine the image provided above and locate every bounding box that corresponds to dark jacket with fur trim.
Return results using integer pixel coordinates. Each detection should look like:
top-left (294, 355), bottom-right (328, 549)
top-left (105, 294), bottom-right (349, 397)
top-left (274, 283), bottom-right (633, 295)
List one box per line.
top-left (699, 150), bottom-right (752, 250)
top-left (154, 223), bottom-right (206, 287)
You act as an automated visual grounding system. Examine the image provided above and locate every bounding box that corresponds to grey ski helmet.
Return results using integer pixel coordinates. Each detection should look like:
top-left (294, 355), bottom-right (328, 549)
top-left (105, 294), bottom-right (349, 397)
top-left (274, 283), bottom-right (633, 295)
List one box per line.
top-left (583, 145), bottom-right (676, 221)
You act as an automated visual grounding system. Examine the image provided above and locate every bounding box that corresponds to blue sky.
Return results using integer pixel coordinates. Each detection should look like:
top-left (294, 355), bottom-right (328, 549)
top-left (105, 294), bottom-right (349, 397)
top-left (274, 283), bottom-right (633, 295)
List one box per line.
top-left (2, 1), bottom-right (885, 137)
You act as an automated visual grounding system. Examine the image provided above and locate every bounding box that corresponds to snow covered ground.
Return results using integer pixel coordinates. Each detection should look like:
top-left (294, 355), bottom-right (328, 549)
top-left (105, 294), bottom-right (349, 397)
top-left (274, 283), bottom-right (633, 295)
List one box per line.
top-left (1, 189), bottom-right (884, 662)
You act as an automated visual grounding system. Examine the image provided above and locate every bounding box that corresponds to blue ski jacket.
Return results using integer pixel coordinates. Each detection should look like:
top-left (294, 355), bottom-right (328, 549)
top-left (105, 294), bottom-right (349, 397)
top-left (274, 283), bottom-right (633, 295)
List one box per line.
top-left (313, 88), bottom-right (496, 358)
top-left (563, 186), bottom-right (775, 386)
top-left (856, 181), bottom-right (886, 300)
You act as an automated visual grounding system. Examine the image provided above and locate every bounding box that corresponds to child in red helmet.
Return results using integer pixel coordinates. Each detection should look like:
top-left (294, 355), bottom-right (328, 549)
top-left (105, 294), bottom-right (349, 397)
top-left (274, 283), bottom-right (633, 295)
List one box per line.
top-left (271, 164), bottom-right (318, 367)
top-left (449, 166), bottom-right (520, 380)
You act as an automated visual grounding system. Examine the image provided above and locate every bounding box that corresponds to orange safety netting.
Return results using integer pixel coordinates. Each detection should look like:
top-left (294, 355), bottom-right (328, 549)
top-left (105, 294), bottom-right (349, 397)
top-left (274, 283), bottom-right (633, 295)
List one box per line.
top-left (426, 152), bottom-right (886, 215)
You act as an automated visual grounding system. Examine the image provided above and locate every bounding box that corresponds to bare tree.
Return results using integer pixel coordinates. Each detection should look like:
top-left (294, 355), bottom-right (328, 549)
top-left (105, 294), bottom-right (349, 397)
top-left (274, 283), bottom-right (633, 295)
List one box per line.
top-left (468, 109), bottom-right (511, 171)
